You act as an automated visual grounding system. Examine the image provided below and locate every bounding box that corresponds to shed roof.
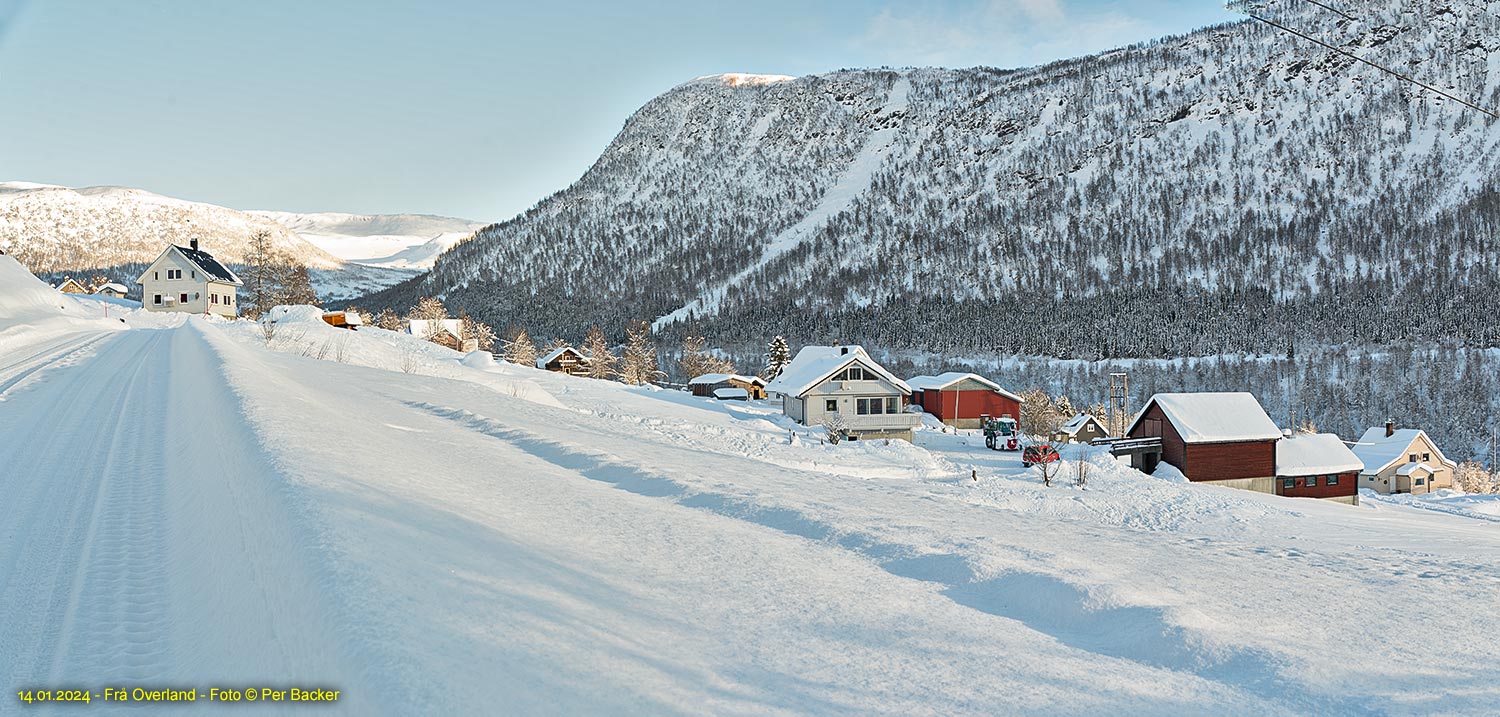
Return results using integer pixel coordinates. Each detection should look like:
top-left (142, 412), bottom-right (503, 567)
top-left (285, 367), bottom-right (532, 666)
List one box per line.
top-left (409, 318), bottom-right (463, 340)
top-left (1127, 392), bottom-right (1281, 443)
top-left (764, 346), bottom-right (910, 397)
top-left (536, 346), bottom-right (586, 368)
top-left (94, 282), bottom-right (129, 294)
top-left (688, 373), bottom-right (765, 386)
top-left (1276, 433), bottom-right (1364, 475)
top-left (906, 372), bottom-right (1021, 401)
top-left (1350, 427), bottom-right (1457, 474)
top-left (712, 387), bottom-right (750, 400)
top-left (1058, 413), bottom-right (1104, 436)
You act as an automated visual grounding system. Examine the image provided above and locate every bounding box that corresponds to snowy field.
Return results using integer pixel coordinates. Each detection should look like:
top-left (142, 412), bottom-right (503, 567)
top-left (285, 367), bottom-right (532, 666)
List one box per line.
top-left (4, 256), bottom-right (1500, 715)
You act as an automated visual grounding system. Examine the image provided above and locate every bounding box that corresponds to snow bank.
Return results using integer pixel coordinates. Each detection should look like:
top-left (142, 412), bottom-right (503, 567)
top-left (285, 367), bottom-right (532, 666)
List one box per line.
top-left (218, 305), bottom-right (563, 409)
top-left (0, 255), bottom-right (126, 353)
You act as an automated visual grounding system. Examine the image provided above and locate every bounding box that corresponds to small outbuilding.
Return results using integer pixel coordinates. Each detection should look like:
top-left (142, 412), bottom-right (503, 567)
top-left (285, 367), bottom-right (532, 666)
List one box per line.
top-left (1275, 433), bottom-right (1363, 505)
top-left (55, 277), bottom-right (89, 294)
top-left (536, 346), bottom-right (590, 376)
top-left (321, 310), bottom-right (363, 330)
top-left (91, 282), bottom-right (130, 298)
top-left (1052, 414), bottom-right (1109, 444)
top-left (409, 318), bottom-right (464, 351)
top-left (1126, 392), bottom-right (1282, 492)
top-left (906, 372), bottom-right (1022, 429)
top-left (689, 373), bottom-right (767, 400)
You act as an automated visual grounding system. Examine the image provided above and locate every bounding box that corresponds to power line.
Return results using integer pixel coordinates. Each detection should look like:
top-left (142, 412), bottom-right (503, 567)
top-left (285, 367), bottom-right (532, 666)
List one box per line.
top-left (1231, 3), bottom-right (1500, 120)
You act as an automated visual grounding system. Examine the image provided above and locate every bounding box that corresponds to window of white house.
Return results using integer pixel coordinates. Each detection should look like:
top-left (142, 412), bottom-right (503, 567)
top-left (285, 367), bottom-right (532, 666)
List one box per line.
top-left (836, 366), bottom-right (869, 381)
top-left (191, 270), bottom-right (196, 279)
top-left (857, 398), bottom-right (883, 415)
top-left (153, 294), bottom-right (162, 305)
top-left (211, 294), bottom-right (217, 305)
top-left (885, 397), bottom-right (898, 414)
top-left (825, 399), bottom-right (838, 413)
top-left (179, 293), bottom-right (188, 303)
top-left (154, 271), bottom-right (159, 280)
top-left (167, 269), bottom-right (182, 279)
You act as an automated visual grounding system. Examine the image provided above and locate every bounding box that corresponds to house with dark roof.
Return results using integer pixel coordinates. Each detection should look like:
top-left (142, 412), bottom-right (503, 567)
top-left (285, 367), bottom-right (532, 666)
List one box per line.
top-left (135, 239), bottom-right (242, 317)
top-left (689, 373), bottom-right (767, 400)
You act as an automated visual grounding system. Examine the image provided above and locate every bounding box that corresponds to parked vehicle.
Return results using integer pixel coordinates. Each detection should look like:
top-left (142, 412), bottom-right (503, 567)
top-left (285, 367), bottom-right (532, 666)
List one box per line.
top-left (982, 415), bottom-right (1021, 451)
top-left (1022, 443), bottom-right (1060, 467)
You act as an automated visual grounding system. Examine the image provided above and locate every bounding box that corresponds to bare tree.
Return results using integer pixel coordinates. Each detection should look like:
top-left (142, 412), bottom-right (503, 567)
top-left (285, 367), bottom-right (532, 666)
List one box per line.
top-left (1073, 443), bottom-right (1095, 488)
top-left (822, 413), bottom-right (849, 444)
top-left (458, 310), bottom-right (497, 352)
top-left (374, 308), bottom-right (404, 332)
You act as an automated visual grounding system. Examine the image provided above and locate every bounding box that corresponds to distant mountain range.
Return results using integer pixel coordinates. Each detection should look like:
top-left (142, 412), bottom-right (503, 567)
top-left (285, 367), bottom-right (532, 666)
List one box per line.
top-left (0, 182), bottom-right (479, 299)
top-left (361, 0), bottom-right (1499, 360)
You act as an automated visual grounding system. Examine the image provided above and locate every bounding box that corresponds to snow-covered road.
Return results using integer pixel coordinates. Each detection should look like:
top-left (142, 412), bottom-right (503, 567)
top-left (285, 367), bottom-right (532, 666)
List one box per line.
top-left (5, 313), bottom-right (1500, 715)
top-left (1, 326), bottom-right (363, 712)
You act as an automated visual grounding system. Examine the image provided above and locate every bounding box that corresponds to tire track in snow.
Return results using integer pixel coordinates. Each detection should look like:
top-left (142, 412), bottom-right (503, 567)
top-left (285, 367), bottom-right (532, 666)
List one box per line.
top-left (0, 331), bottom-right (169, 687)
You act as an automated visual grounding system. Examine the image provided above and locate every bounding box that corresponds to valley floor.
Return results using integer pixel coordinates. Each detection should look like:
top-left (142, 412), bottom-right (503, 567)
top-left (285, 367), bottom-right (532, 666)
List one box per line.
top-left (3, 309), bottom-right (1500, 715)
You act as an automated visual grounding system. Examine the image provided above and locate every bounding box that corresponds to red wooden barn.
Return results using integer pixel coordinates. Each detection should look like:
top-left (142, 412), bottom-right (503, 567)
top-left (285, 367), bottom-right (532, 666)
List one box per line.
top-left (1274, 432), bottom-right (1362, 505)
top-left (1126, 392), bottom-right (1282, 491)
top-left (906, 372), bottom-right (1022, 429)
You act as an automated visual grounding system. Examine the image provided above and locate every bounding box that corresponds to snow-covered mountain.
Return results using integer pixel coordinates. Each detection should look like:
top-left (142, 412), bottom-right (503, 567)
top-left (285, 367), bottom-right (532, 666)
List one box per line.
top-left (0, 182), bottom-right (423, 299)
top-left (249, 210), bottom-right (483, 269)
top-left (377, 0), bottom-right (1499, 359)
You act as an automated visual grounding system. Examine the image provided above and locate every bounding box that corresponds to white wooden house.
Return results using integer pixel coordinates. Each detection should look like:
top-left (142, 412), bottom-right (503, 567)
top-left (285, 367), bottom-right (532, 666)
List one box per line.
top-left (135, 239), bottom-right (242, 317)
top-left (765, 345), bottom-right (918, 442)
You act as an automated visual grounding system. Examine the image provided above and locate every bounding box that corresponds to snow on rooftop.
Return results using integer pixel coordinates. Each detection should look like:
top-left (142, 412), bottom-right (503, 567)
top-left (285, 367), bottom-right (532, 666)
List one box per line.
top-left (1058, 414), bottom-right (1102, 435)
top-left (1276, 433), bottom-right (1364, 476)
top-left (1351, 427), bottom-right (1456, 474)
top-left (1131, 392), bottom-right (1282, 443)
top-left (764, 345), bottom-right (910, 397)
top-left (711, 387), bottom-right (750, 400)
top-left (408, 318), bottom-right (463, 340)
top-left (906, 372), bottom-right (1020, 400)
top-left (536, 346), bottom-right (584, 368)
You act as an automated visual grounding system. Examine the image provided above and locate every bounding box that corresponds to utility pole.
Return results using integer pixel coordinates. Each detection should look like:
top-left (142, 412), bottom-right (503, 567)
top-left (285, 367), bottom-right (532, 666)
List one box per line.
top-left (1109, 372), bottom-right (1129, 437)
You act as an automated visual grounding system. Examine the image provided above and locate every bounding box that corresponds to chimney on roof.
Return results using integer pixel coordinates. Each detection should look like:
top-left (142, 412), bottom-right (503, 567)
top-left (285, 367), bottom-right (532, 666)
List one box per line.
top-left (190, 237), bottom-right (199, 251)
top-left (1386, 420), bottom-right (1395, 438)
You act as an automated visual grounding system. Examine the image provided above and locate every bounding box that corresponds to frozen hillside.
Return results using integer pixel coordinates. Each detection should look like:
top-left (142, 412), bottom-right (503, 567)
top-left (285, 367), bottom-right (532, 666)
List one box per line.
top-left (0, 183), bottom-right (423, 300)
top-left (373, 0), bottom-right (1499, 359)
top-left (250, 210), bottom-right (484, 269)
top-left (5, 264), bottom-right (1500, 713)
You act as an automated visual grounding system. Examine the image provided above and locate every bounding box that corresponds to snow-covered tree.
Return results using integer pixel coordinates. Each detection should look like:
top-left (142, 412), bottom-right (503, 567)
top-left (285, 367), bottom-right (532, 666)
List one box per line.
top-left (458, 310), bottom-right (496, 352)
top-left (407, 296), bottom-right (447, 326)
top-left (373, 308), bottom-right (403, 332)
top-left (764, 335), bottom-right (792, 380)
top-left (582, 325), bottom-right (617, 380)
top-left (1455, 461), bottom-right (1500, 494)
top-left (503, 328), bottom-right (538, 366)
top-left (618, 320), bottom-right (662, 385)
top-left (1019, 387), bottom-right (1064, 440)
top-left (821, 413), bottom-right (849, 444)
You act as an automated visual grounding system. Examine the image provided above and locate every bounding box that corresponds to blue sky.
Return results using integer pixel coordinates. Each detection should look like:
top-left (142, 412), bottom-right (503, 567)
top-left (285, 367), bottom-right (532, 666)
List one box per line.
top-left (0, 1), bottom-right (1237, 221)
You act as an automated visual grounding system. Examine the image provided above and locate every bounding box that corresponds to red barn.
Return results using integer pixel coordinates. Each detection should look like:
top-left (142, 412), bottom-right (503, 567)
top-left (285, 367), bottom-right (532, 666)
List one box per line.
top-left (1274, 433), bottom-right (1362, 505)
top-left (1126, 392), bottom-right (1282, 492)
top-left (907, 372), bottom-right (1022, 429)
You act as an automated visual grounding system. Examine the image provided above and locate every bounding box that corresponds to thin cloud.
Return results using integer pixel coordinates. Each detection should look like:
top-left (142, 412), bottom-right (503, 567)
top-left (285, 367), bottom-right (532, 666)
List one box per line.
top-left (859, 0), bottom-right (1158, 69)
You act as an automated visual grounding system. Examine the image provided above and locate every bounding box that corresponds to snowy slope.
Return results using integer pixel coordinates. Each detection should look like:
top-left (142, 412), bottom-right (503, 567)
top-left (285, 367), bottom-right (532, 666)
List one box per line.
top-left (383, 0), bottom-right (1500, 360)
top-left (0, 183), bottom-right (432, 299)
top-left (4, 287), bottom-right (1500, 713)
top-left (250, 210), bottom-right (484, 269)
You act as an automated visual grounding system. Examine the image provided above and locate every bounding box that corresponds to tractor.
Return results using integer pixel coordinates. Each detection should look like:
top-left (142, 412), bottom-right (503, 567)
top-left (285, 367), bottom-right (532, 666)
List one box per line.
top-left (981, 415), bottom-right (1020, 451)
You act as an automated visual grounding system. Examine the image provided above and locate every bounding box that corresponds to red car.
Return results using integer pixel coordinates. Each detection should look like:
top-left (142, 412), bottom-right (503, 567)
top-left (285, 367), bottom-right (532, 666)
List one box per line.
top-left (1022, 444), bottom-right (1060, 468)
